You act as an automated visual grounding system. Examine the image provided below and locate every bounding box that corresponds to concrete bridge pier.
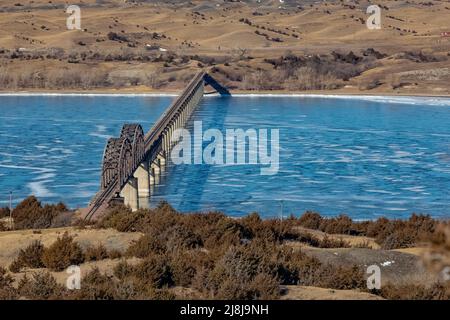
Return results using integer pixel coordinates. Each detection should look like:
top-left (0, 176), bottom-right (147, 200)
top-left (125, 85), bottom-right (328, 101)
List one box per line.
top-left (158, 153), bottom-right (166, 174)
top-left (180, 109), bottom-right (185, 127)
top-left (163, 131), bottom-right (170, 155)
top-left (151, 157), bottom-right (161, 184)
top-left (134, 162), bottom-right (150, 198)
top-left (149, 167), bottom-right (155, 186)
top-left (168, 125), bottom-right (174, 148)
top-left (175, 117), bottom-right (180, 132)
top-left (158, 152), bottom-right (166, 166)
top-left (120, 177), bottom-right (139, 211)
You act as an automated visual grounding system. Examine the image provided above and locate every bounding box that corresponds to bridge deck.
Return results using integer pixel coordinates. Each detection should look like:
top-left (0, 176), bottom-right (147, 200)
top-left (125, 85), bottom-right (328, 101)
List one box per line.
top-left (144, 71), bottom-right (205, 152)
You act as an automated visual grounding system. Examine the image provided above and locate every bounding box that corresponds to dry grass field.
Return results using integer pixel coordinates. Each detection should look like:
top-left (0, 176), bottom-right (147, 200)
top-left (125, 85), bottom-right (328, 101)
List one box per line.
top-left (0, 226), bottom-right (142, 267)
top-left (0, 0), bottom-right (449, 94)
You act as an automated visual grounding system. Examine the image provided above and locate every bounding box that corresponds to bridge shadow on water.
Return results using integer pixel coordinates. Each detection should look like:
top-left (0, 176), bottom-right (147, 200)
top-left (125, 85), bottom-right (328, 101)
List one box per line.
top-left (147, 95), bottom-right (235, 212)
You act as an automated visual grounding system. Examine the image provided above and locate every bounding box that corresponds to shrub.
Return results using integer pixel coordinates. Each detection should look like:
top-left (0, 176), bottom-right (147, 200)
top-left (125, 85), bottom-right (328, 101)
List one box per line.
top-left (241, 213), bottom-right (299, 243)
top-left (18, 272), bottom-right (64, 300)
top-left (74, 267), bottom-right (118, 300)
top-left (12, 196), bottom-right (68, 229)
top-left (9, 240), bottom-right (45, 272)
top-left (77, 262), bottom-right (176, 300)
top-left (272, 246), bottom-right (365, 289)
top-left (113, 260), bottom-right (135, 280)
top-left (196, 244), bottom-right (280, 299)
top-left (298, 211), bottom-right (322, 229)
top-left (163, 225), bottom-right (202, 251)
top-left (72, 266), bottom-right (175, 300)
top-left (380, 231), bottom-right (416, 250)
top-left (375, 214), bottom-right (437, 249)
top-left (0, 267), bottom-right (18, 300)
top-left (107, 32), bottom-right (128, 42)
top-left (0, 221), bottom-right (7, 231)
top-left (316, 264), bottom-right (366, 290)
top-left (9, 259), bottom-right (22, 273)
top-left (168, 249), bottom-right (209, 287)
top-left (378, 283), bottom-right (450, 300)
top-left (96, 205), bottom-right (154, 233)
top-left (126, 233), bottom-right (165, 258)
top-left (133, 254), bottom-right (173, 288)
top-left (113, 201), bottom-right (178, 232)
top-left (42, 232), bottom-right (84, 271)
top-left (422, 223), bottom-right (450, 285)
top-left (248, 273), bottom-right (280, 299)
top-left (278, 249), bottom-right (322, 285)
top-left (318, 235), bottom-right (350, 248)
top-left (200, 216), bottom-right (245, 249)
top-left (319, 215), bottom-right (355, 235)
top-left (214, 274), bottom-right (276, 300)
top-left (108, 249), bottom-right (123, 260)
top-left (0, 207), bottom-right (9, 219)
top-left (84, 244), bottom-right (109, 262)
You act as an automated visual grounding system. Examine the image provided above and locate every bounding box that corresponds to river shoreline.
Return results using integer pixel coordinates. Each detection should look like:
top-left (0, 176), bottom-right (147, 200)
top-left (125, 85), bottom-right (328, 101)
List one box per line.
top-left (1, 90), bottom-right (450, 99)
top-left (0, 85), bottom-right (448, 98)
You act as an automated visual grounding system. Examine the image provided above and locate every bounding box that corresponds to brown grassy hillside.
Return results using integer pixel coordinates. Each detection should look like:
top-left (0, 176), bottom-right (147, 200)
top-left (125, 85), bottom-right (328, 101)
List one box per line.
top-left (0, 0), bottom-right (448, 94)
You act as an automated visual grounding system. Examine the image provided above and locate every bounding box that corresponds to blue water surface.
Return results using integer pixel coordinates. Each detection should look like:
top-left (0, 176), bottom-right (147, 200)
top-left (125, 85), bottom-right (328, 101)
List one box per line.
top-left (1, 94), bottom-right (449, 219)
top-left (0, 95), bottom-right (170, 207)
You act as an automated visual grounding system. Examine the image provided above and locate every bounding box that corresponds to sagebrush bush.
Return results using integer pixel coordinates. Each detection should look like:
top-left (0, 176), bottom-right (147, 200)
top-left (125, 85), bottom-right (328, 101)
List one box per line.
top-left (8, 259), bottom-right (22, 273)
top-left (316, 264), bottom-right (366, 290)
top-left (378, 282), bottom-right (450, 300)
top-left (277, 248), bottom-right (322, 285)
top-left (133, 254), bottom-right (173, 288)
top-left (113, 260), bottom-right (135, 280)
top-left (0, 221), bottom-right (7, 231)
top-left (126, 233), bottom-right (166, 258)
top-left (198, 215), bottom-right (245, 250)
top-left (108, 249), bottom-right (123, 260)
top-left (0, 207), bottom-right (9, 219)
top-left (96, 205), bottom-right (150, 232)
top-left (9, 240), bottom-right (45, 272)
top-left (73, 267), bottom-right (118, 300)
top-left (12, 196), bottom-right (68, 229)
top-left (248, 273), bottom-right (280, 300)
top-left (163, 225), bottom-right (202, 251)
top-left (318, 235), bottom-right (350, 248)
top-left (42, 232), bottom-right (84, 271)
top-left (18, 272), bottom-right (64, 300)
top-left (194, 244), bottom-right (281, 300)
top-left (241, 213), bottom-right (299, 243)
top-left (84, 244), bottom-right (109, 262)
top-left (77, 264), bottom-right (176, 300)
top-left (168, 249), bottom-right (210, 287)
top-left (0, 267), bottom-right (18, 300)
top-left (297, 211), bottom-right (322, 229)
top-left (422, 223), bottom-right (450, 285)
